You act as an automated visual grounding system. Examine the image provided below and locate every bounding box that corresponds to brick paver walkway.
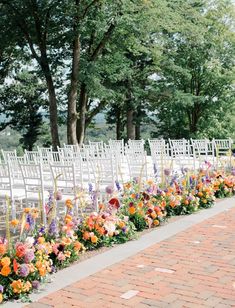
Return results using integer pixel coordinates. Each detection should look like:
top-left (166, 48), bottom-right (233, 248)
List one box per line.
top-left (28, 207), bottom-right (235, 308)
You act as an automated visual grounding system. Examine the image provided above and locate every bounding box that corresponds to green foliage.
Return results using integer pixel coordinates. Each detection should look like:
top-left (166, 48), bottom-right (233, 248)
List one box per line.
top-left (0, 71), bottom-right (45, 150)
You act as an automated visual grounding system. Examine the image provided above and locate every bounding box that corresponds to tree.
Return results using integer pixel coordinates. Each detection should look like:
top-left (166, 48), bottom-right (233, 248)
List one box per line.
top-left (150, 0), bottom-right (235, 139)
top-left (0, 71), bottom-right (44, 150)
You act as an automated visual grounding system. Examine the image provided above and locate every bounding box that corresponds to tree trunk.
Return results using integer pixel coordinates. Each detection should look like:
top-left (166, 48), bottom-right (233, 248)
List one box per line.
top-left (135, 124), bottom-right (141, 140)
top-left (45, 74), bottom-right (60, 150)
top-left (67, 36), bottom-right (80, 145)
top-left (116, 109), bottom-right (122, 140)
top-left (126, 109), bottom-right (135, 140)
top-left (77, 82), bottom-right (87, 145)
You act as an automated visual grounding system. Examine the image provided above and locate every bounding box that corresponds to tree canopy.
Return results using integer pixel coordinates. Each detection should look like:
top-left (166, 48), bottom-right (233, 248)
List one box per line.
top-left (0, 0), bottom-right (234, 149)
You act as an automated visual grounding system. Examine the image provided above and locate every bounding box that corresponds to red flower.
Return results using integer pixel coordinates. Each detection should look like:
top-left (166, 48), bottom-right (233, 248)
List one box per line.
top-left (109, 198), bottom-right (120, 209)
top-left (13, 259), bottom-right (19, 273)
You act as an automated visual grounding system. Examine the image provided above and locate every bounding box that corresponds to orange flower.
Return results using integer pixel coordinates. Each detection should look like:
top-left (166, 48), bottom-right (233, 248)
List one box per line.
top-left (10, 219), bottom-right (19, 227)
top-left (83, 231), bottom-right (90, 240)
top-left (131, 193), bottom-right (136, 199)
top-left (151, 212), bottom-right (157, 219)
top-left (124, 183), bottom-right (131, 189)
top-left (129, 206), bottom-right (136, 215)
top-left (37, 237), bottom-right (45, 244)
top-left (0, 293), bottom-right (2, 303)
top-left (1, 256), bottom-right (11, 267)
top-left (137, 201), bottom-right (143, 208)
top-left (1, 265), bottom-right (11, 276)
top-left (0, 244), bottom-right (6, 256)
top-left (11, 280), bottom-right (23, 294)
top-left (62, 237), bottom-right (72, 246)
top-left (197, 192), bottom-right (203, 197)
top-left (118, 221), bottom-right (125, 229)
top-left (39, 267), bottom-right (47, 277)
top-left (24, 208), bottom-right (31, 214)
top-left (64, 214), bottom-right (72, 224)
top-left (153, 219), bottom-right (160, 226)
top-left (65, 199), bottom-right (73, 209)
top-left (99, 203), bottom-right (105, 211)
top-left (91, 235), bottom-right (98, 244)
top-left (74, 241), bottom-right (82, 251)
top-left (184, 200), bottom-right (189, 205)
top-left (31, 209), bottom-right (39, 219)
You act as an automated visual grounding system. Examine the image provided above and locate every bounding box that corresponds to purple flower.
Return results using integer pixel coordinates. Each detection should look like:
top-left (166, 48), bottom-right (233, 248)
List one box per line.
top-left (26, 213), bottom-right (34, 229)
top-left (105, 185), bottom-right (114, 194)
top-left (133, 177), bottom-right (140, 184)
top-left (164, 168), bottom-right (171, 176)
top-left (48, 219), bottom-right (58, 236)
top-left (231, 168), bottom-right (235, 176)
top-left (88, 183), bottom-right (93, 193)
top-left (0, 285), bottom-right (3, 293)
top-left (115, 181), bottom-right (121, 191)
top-left (32, 280), bottom-right (40, 289)
top-left (24, 249), bottom-right (35, 263)
top-left (122, 227), bottom-right (127, 233)
top-left (19, 264), bottom-right (30, 277)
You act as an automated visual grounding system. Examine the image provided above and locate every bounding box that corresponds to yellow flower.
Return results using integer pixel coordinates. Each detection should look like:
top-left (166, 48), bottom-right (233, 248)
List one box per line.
top-left (11, 280), bottom-right (23, 294)
top-left (22, 281), bottom-right (31, 292)
top-left (64, 250), bottom-right (71, 258)
top-left (91, 235), bottom-right (98, 244)
top-left (0, 293), bottom-right (2, 303)
top-left (1, 256), bottom-right (11, 267)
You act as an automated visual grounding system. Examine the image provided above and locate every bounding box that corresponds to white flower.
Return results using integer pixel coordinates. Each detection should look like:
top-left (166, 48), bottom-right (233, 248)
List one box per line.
top-left (25, 237), bottom-right (34, 248)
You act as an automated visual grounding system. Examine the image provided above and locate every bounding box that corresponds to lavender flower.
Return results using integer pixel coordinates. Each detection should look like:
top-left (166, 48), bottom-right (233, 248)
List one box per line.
top-left (0, 285), bottom-right (3, 293)
top-left (164, 168), bottom-right (171, 176)
top-left (48, 218), bottom-right (58, 237)
top-left (232, 168), bottom-right (235, 176)
top-left (105, 185), bottom-right (114, 194)
top-left (32, 280), bottom-right (40, 290)
top-left (19, 264), bottom-right (30, 277)
top-left (24, 249), bottom-right (35, 263)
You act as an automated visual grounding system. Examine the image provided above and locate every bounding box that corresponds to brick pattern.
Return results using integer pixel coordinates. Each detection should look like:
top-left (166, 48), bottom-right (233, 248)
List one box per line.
top-left (27, 207), bottom-right (235, 308)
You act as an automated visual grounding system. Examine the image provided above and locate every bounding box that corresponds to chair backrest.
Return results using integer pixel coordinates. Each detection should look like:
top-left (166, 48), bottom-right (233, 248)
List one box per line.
top-left (148, 139), bottom-right (167, 156)
top-left (89, 156), bottom-right (115, 191)
top-left (126, 139), bottom-right (145, 154)
top-left (1, 149), bottom-right (17, 163)
top-left (50, 163), bottom-right (77, 195)
top-left (108, 139), bottom-right (125, 156)
top-left (213, 138), bottom-right (233, 155)
top-left (126, 150), bottom-right (148, 180)
top-left (169, 139), bottom-right (190, 157)
top-left (24, 150), bottom-right (41, 164)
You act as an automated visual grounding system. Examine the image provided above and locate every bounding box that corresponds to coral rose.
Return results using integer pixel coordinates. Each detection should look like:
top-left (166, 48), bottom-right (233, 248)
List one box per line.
top-left (15, 242), bottom-right (27, 258)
